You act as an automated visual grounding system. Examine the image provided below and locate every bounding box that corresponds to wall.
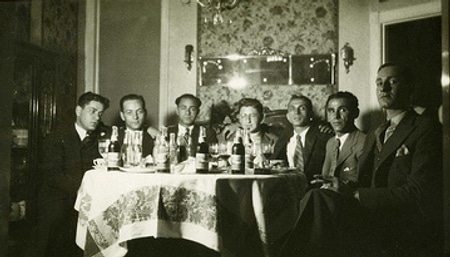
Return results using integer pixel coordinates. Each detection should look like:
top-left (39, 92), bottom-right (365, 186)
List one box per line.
top-left (338, 0), bottom-right (377, 132)
top-left (339, 0), bottom-right (441, 132)
top-left (41, 0), bottom-right (79, 125)
top-left (197, 0), bottom-right (338, 122)
top-left (159, 0), bottom-right (198, 127)
top-left (98, 0), bottom-right (161, 127)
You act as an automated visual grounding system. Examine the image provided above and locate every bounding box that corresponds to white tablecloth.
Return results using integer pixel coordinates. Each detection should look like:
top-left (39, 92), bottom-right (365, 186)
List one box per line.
top-left (75, 169), bottom-right (306, 257)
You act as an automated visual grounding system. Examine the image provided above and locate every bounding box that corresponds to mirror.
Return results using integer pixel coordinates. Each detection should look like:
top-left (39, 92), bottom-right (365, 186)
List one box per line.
top-left (199, 54), bottom-right (335, 86)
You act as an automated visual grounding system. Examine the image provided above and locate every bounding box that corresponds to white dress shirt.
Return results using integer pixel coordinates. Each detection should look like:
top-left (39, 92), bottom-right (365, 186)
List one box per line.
top-left (287, 127), bottom-right (310, 168)
top-left (75, 122), bottom-right (89, 141)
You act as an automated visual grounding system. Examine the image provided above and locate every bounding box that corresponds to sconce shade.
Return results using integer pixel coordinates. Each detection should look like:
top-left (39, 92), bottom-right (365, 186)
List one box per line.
top-left (340, 42), bottom-right (355, 73)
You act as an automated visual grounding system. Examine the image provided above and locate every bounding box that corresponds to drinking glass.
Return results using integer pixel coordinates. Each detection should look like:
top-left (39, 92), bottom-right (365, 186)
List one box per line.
top-left (209, 142), bottom-right (220, 162)
top-left (261, 141), bottom-right (274, 166)
top-left (218, 141), bottom-right (232, 166)
top-left (98, 139), bottom-right (110, 160)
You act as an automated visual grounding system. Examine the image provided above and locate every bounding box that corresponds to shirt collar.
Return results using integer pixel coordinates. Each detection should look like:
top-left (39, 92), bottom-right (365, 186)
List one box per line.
top-left (336, 132), bottom-right (350, 149)
top-left (294, 126), bottom-right (310, 139)
top-left (178, 124), bottom-right (194, 135)
top-left (75, 122), bottom-right (88, 141)
top-left (389, 111), bottom-right (407, 128)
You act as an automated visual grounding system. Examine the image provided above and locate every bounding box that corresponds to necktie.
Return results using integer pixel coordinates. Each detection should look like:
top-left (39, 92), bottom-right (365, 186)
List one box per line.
top-left (183, 128), bottom-right (190, 146)
top-left (294, 135), bottom-right (304, 172)
top-left (329, 138), bottom-right (340, 177)
top-left (384, 124), bottom-right (395, 144)
top-left (375, 121), bottom-right (389, 151)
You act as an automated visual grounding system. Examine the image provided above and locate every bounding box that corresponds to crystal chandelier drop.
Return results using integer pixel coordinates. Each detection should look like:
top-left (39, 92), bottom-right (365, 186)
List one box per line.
top-left (196, 0), bottom-right (240, 25)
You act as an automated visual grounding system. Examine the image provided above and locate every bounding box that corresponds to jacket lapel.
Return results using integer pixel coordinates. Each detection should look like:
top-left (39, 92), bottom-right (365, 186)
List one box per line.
top-left (378, 111), bottom-right (417, 165)
top-left (336, 130), bottom-right (357, 167)
top-left (303, 127), bottom-right (317, 166)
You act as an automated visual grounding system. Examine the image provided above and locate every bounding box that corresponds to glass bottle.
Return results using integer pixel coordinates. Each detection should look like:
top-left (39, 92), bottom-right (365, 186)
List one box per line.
top-left (155, 127), bottom-right (170, 172)
top-left (121, 130), bottom-right (131, 168)
top-left (169, 132), bottom-right (178, 173)
top-left (107, 126), bottom-right (121, 171)
top-left (196, 126), bottom-right (209, 173)
top-left (132, 131), bottom-right (143, 166)
top-left (231, 129), bottom-right (245, 174)
top-left (243, 129), bottom-right (254, 173)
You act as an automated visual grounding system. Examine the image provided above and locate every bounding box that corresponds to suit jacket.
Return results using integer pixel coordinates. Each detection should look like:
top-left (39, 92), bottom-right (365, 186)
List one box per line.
top-left (167, 124), bottom-right (217, 157)
top-left (273, 123), bottom-right (333, 183)
top-left (321, 128), bottom-right (366, 183)
top-left (42, 122), bottom-right (102, 198)
top-left (118, 126), bottom-right (154, 158)
top-left (357, 110), bottom-right (443, 255)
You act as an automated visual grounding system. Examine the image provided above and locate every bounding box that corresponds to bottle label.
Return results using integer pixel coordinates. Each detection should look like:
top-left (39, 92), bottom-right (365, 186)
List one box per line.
top-left (230, 154), bottom-right (244, 172)
top-left (196, 153), bottom-right (208, 171)
top-left (107, 152), bottom-right (120, 169)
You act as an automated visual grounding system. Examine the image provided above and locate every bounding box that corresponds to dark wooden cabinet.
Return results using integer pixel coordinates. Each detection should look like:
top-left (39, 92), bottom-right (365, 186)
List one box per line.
top-left (10, 41), bottom-right (58, 221)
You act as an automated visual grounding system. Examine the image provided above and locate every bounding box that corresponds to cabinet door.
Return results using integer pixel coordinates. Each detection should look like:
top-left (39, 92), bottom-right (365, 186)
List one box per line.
top-left (10, 42), bottom-right (58, 221)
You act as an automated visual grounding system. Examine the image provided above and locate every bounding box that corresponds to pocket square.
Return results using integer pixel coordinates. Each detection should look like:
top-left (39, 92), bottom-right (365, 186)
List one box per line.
top-left (395, 144), bottom-right (410, 157)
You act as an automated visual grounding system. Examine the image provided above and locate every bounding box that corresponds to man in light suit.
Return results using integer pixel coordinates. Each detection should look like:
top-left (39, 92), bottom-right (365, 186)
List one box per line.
top-left (279, 63), bottom-right (443, 257)
top-left (318, 91), bottom-right (366, 185)
top-left (237, 98), bottom-right (279, 151)
top-left (272, 95), bottom-right (333, 184)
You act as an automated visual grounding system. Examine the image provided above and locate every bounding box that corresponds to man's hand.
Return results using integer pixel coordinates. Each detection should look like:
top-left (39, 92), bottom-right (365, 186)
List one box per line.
top-left (312, 175), bottom-right (339, 191)
top-left (221, 122), bottom-right (240, 140)
top-left (147, 126), bottom-right (162, 139)
top-left (318, 123), bottom-right (334, 134)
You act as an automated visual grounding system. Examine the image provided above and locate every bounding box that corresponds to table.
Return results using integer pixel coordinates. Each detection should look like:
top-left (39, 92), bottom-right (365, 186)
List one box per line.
top-left (75, 169), bottom-right (307, 257)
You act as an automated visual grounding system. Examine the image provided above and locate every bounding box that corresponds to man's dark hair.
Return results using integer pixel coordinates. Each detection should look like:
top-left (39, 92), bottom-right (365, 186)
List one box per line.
top-left (288, 94), bottom-right (313, 112)
top-left (175, 93), bottom-right (202, 108)
top-left (238, 98), bottom-right (264, 117)
top-left (77, 92), bottom-right (110, 110)
top-left (326, 91), bottom-right (359, 114)
top-left (378, 62), bottom-right (413, 85)
top-left (119, 94), bottom-right (146, 112)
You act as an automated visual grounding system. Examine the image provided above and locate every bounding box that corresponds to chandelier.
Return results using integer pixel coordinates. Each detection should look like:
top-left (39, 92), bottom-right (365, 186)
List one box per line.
top-left (196, 0), bottom-right (240, 25)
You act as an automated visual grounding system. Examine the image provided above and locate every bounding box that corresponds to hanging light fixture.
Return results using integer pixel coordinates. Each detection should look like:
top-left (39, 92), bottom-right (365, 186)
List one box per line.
top-left (196, 0), bottom-right (240, 25)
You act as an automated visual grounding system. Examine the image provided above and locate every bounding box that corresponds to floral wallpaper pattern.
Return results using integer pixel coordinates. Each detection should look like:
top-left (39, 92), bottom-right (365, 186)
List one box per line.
top-left (42, 0), bottom-right (78, 124)
top-left (197, 0), bottom-right (338, 122)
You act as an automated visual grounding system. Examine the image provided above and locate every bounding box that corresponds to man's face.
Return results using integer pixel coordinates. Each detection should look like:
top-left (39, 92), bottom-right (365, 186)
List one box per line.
top-left (286, 98), bottom-right (312, 127)
top-left (76, 100), bottom-right (105, 131)
top-left (176, 97), bottom-right (199, 127)
top-left (120, 99), bottom-right (146, 130)
top-left (327, 98), bottom-right (356, 136)
top-left (239, 106), bottom-right (263, 133)
top-left (375, 66), bottom-right (410, 110)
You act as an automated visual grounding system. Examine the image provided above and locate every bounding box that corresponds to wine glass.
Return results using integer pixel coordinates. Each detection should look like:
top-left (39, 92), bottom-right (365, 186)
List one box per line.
top-left (260, 141), bottom-right (274, 167)
top-left (98, 139), bottom-right (110, 160)
top-left (218, 141), bottom-right (232, 168)
top-left (209, 142), bottom-right (220, 162)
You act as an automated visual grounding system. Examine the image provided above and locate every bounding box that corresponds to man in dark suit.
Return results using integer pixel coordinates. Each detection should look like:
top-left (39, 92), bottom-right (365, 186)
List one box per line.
top-left (280, 63), bottom-right (443, 257)
top-left (118, 94), bottom-right (154, 159)
top-left (167, 93), bottom-right (217, 160)
top-left (26, 92), bottom-right (110, 257)
top-left (318, 91), bottom-right (366, 185)
top-left (272, 95), bottom-right (333, 184)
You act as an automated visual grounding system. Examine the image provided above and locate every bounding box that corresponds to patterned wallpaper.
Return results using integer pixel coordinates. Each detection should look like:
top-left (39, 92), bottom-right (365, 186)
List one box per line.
top-left (42, 0), bottom-right (78, 124)
top-left (197, 0), bottom-right (338, 122)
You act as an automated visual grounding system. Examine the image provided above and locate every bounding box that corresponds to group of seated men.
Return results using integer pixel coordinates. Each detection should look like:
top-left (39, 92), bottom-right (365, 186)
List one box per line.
top-left (26, 62), bottom-right (443, 257)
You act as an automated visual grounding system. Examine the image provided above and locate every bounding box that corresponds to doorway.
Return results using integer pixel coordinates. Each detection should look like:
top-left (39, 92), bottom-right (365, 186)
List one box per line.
top-left (384, 16), bottom-right (442, 118)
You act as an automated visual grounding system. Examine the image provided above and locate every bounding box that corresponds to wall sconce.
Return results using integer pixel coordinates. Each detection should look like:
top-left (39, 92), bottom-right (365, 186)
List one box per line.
top-left (197, 0), bottom-right (240, 25)
top-left (185, 44), bottom-right (194, 71)
top-left (340, 42), bottom-right (355, 73)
